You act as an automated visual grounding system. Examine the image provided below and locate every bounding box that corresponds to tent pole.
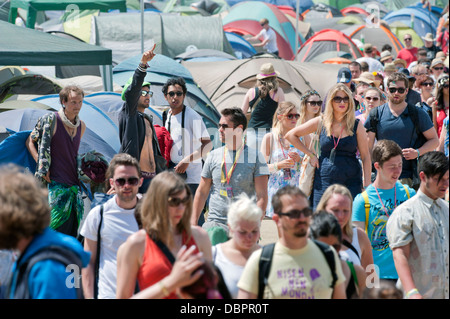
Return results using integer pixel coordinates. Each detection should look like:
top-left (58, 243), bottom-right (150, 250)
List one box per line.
top-left (100, 65), bottom-right (113, 92)
top-left (295, 0), bottom-right (300, 57)
top-left (141, 0), bottom-right (144, 53)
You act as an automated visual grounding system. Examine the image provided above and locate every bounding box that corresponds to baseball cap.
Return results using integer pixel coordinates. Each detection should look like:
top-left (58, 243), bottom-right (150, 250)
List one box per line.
top-left (337, 67), bottom-right (352, 83)
top-left (121, 76), bottom-right (151, 101)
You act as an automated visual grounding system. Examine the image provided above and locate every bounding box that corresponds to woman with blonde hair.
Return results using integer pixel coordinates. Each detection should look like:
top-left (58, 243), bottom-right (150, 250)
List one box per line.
top-left (212, 193), bottom-right (262, 298)
top-left (286, 83), bottom-right (371, 209)
top-left (316, 184), bottom-right (373, 276)
top-left (260, 101), bottom-right (303, 217)
top-left (116, 171), bottom-right (212, 299)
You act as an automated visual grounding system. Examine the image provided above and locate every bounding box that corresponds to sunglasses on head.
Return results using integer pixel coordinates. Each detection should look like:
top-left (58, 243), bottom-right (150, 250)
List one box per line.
top-left (284, 113), bottom-right (300, 120)
top-left (421, 82), bottom-right (434, 87)
top-left (307, 100), bottom-right (322, 107)
top-left (114, 177), bottom-right (139, 187)
top-left (388, 87), bottom-right (406, 94)
top-left (141, 90), bottom-right (153, 97)
top-left (277, 207), bottom-right (313, 218)
top-left (332, 96), bottom-right (350, 103)
top-left (167, 91), bottom-right (183, 97)
top-left (365, 96), bottom-right (379, 101)
top-left (168, 195), bottom-right (190, 207)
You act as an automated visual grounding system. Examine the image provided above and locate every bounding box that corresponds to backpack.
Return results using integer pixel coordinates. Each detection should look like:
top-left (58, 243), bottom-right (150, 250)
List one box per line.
top-left (7, 245), bottom-right (84, 299)
top-left (361, 184), bottom-right (411, 233)
top-left (257, 240), bottom-right (338, 299)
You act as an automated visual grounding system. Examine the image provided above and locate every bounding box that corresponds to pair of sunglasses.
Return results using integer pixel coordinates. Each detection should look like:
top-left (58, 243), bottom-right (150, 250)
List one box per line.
top-left (332, 96), bottom-right (350, 103)
top-left (167, 91), bottom-right (183, 97)
top-left (284, 114), bottom-right (300, 120)
top-left (365, 96), bottom-right (379, 102)
top-left (421, 82), bottom-right (434, 87)
top-left (277, 207), bottom-right (313, 218)
top-left (307, 101), bottom-right (322, 106)
top-left (168, 196), bottom-right (190, 207)
top-left (141, 90), bottom-right (153, 97)
top-left (114, 177), bottom-right (139, 187)
top-left (388, 87), bottom-right (406, 94)
top-left (218, 123), bottom-right (235, 129)
top-left (433, 67), bottom-right (444, 71)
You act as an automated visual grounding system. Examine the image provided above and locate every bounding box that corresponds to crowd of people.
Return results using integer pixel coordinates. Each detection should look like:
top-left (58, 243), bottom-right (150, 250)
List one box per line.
top-left (0, 12), bottom-right (449, 301)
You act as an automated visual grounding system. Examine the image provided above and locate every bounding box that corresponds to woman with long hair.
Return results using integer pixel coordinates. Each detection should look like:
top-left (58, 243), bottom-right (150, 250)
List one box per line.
top-left (315, 184), bottom-right (374, 277)
top-left (116, 171), bottom-right (212, 299)
top-left (286, 83), bottom-right (371, 209)
top-left (430, 75), bottom-right (449, 137)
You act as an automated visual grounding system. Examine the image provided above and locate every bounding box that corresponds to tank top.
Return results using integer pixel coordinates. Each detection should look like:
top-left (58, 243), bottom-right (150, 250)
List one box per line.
top-left (248, 87), bottom-right (279, 129)
top-left (137, 231), bottom-right (198, 299)
top-left (49, 112), bottom-right (81, 186)
top-left (339, 227), bottom-right (362, 266)
top-left (212, 244), bottom-right (244, 299)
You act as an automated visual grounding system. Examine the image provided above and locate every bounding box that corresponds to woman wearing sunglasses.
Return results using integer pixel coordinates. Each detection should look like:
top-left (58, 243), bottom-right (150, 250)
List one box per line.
top-left (260, 101), bottom-right (304, 218)
top-left (356, 87), bottom-right (383, 125)
top-left (431, 75), bottom-right (449, 138)
top-left (419, 75), bottom-right (435, 104)
top-left (116, 171), bottom-right (212, 299)
top-left (286, 83), bottom-right (371, 209)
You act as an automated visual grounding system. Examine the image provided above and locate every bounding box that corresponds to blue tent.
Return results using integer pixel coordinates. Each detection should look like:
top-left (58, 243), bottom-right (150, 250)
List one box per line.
top-left (383, 6), bottom-right (439, 38)
top-left (225, 32), bottom-right (258, 59)
top-left (113, 54), bottom-right (221, 146)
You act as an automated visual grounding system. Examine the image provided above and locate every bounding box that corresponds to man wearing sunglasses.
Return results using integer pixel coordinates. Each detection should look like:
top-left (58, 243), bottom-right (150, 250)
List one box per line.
top-left (397, 34), bottom-right (419, 68)
top-left (119, 45), bottom-right (165, 194)
top-left (365, 72), bottom-right (439, 189)
top-left (80, 153), bottom-right (142, 299)
top-left (237, 186), bottom-right (346, 299)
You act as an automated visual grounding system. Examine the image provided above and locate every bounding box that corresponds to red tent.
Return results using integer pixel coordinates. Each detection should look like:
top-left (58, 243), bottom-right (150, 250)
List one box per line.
top-left (340, 6), bottom-right (369, 16)
top-left (295, 29), bottom-right (362, 62)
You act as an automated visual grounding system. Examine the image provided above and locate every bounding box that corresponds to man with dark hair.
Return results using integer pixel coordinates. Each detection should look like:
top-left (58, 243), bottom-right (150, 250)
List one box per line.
top-left (237, 185), bottom-right (346, 299)
top-left (26, 85), bottom-right (86, 238)
top-left (365, 72), bottom-right (439, 189)
top-left (0, 164), bottom-right (90, 299)
top-left (80, 153), bottom-right (142, 299)
top-left (387, 151), bottom-right (449, 299)
top-left (119, 45), bottom-right (164, 194)
top-left (162, 76), bottom-right (212, 208)
top-left (353, 140), bottom-right (416, 282)
top-left (192, 107), bottom-right (269, 244)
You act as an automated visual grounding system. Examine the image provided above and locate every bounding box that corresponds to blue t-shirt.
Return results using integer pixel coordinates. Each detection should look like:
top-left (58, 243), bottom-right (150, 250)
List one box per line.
top-left (353, 181), bottom-right (416, 279)
top-left (364, 103), bottom-right (434, 179)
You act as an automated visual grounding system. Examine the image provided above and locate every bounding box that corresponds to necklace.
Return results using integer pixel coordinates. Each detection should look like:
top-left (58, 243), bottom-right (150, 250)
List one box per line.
top-left (374, 184), bottom-right (397, 216)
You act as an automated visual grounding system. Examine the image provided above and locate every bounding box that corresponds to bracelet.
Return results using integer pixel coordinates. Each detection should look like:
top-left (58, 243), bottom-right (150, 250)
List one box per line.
top-left (158, 280), bottom-right (170, 297)
top-left (416, 149), bottom-right (420, 159)
top-left (139, 62), bottom-right (149, 69)
top-left (406, 288), bottom-right (419, 299)
top-left (274, 162), bottom-right (279, 171)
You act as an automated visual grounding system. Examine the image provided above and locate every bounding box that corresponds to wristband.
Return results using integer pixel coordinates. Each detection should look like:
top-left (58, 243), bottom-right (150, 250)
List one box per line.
top-left (406, 288), bottom-right (419, 299)
top-left (416, 149), bottom-right (420, 159)
top-left (139, 62), bottom-right (149, 69)
top-left (158, 280), bottom-right (170, 297)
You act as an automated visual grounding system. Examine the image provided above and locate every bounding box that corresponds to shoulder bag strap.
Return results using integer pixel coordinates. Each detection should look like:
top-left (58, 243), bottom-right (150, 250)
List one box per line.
top-left (93, 204), bottom-right (104, 299)
top-left (361, 191), bottom-right (370, 234)
top-left (155, 239), bottom-right (176, 265)
top-left (313, 240), bottom-right (337, 289)
top-left (258, 243), bottom-right (275, 299)
top-left (342, 239), bottom-right (360, 261)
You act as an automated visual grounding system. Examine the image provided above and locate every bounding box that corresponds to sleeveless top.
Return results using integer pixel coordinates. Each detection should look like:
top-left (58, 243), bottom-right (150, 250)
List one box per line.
top-left (137, 231), bottom-right (198, 299)
top-left (248, 87), bottom-right (279, 129)
top-left (212, 244), bottom-right (245, 299)
top-left (49, 112), bottom-right (81, 186)
top-left (339, 227), bottom-right (362, 266)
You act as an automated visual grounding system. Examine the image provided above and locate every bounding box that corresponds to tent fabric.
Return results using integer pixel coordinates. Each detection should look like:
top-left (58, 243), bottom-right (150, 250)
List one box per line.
top-left (296, 28), bottom-right (362, 62)
top-left (347, 24), bottom-right (404, 56)
top-left (91, 12), bottom-right (234, 64)
top-left (225, 32), bottom-right (258, 59)
top-left (8, 0), bottom-right (127, 28)
top-left (182, 54), bottom-right (343, 114)
top-left (226, 0), bottom-right (315, 13)
top-left (0, 130), bottom-right (36, 173)
top-left (383, 6), bottom-right (439, 38)
top-left (388, 21), bottom-right (425, 49)
top-left (0, 74), bottom-right (62, 103)
top-left (175, 49), bottom-right (237, 62)
top-left (311, 0), bottom-right (362, 11)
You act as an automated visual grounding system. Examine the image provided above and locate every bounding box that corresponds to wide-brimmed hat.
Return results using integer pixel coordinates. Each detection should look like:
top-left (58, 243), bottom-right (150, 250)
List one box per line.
top-left (422, 33), bottom-right (435, 42)
top-left (384, 62), bottom-right (396, 72)
top-left (353, 72), bottom-right (381, 87)
top-left (256, 63), bottom-right (280, 80)
top-left (380, 50), bottom-right (393, 62)
top-left (121, 76), bottom-right (151, 101)
top-left (436, 51), bottom-right (446, 60)
top-left (431, 58), bottom-right (444, 68)
top-left (393, 58), bottom-right (407, 69)
top-left (363, 43), bottom-right (373, 54)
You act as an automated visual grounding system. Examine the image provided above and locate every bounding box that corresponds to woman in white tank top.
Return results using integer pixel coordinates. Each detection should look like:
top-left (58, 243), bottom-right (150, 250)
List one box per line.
top-left (212, 194), bottom-right (262, 298)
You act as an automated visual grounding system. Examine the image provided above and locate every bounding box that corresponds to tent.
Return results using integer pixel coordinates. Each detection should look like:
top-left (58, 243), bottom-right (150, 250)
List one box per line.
top-left (383, 6), bottom-right (439, 38)
top-left (226, 0), bottom-right (315, 13)
top-left (175, 48), bottom-right (237, 62)
top-left (295, 28), bottom-right (362, 62)
top-left (163, 0), bottom-right (230, 15)
top-left (222, 1), bottom-right (304, 60)
top-left (0, 100), bottom-right (55, 113)
top-left (8, 0), bottom-right (127, 28)
top-left (346, 24), bottom-right (404, 56)
top-left (311, 0), bottom-right (362, 11)
top-left (0, 20), bottom-right (114, 91)
top-left (302, 3), bottom-right (343, 20)
top-left (225, 32), bottom-right (258, 59)
top-left (0, 73), bottom-right (62, 102)
top-left (182, 54), bottom-right (343, 113)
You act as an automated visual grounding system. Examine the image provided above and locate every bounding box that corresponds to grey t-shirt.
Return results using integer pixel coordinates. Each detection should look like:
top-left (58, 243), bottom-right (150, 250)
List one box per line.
top-left (202, 145), bottom-right (269, 225)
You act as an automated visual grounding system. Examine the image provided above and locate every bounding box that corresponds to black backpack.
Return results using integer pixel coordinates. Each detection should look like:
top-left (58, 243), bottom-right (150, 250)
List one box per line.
top-left (257, 240), bottom-right (338, 299)
top-left (7, 245), bottom-right (84, 299)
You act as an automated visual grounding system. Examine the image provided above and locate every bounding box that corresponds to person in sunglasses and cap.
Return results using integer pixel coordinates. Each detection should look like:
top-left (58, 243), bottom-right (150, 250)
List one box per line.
top-left (119, 45), bottom-right (165, 194)
top-left (364, 72), bottom-right (439, 190)
top-left (80, 153), bottom-right (142, 299)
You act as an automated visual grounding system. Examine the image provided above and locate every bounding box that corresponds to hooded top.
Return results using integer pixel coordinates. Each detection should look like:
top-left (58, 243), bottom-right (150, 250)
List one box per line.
top-left (8, 227), bottom-right (90, 299)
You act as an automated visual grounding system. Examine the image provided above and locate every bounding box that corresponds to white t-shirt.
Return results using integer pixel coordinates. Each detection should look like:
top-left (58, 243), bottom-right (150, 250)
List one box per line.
top-left (165, 106), bottom-right (210, 184)
top-left (80, 195), bottom-right (139, 299)
top-left (257, 27), bottom-right (278, 53)
top-left (356, 57), bottom-right (384, 73)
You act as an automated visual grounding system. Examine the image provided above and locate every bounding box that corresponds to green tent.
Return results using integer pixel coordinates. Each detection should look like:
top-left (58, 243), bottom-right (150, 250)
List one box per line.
top-left (389, 21), bottom-right (424, 49)
top-left (0, 20), bottom-right (114, 90)
top-left (8, 0), bottom-right (127, 28)
top-left (313, 0), bottom-right (362, 11)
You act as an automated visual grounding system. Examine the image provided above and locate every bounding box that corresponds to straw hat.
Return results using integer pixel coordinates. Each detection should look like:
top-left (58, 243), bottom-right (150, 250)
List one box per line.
top-left (431, 58), bottom-right (444, 68)
top-left (421, 33), bottom-right (435, 42)
top-left (384, 62), bottom-right (396, 72)
top-left (393, 58), bottom-right (407, 69)
top-left (256, 63), bottom-right (280, 80)
top-left (353, 71), bottom-right (381, 87)
top-left (380, 50), bottom-right (393, 62)
top-left (363, 43), bottom-right (373, 54)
